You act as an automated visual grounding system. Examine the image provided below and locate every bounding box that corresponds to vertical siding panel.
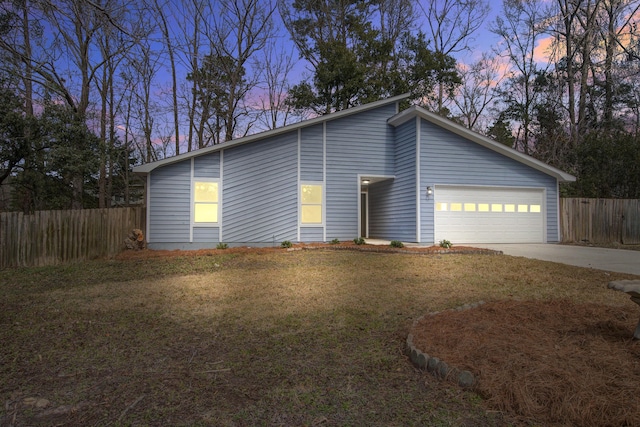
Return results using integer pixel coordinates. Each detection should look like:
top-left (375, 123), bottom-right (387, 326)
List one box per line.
top-left (194, 152), bottom-right (220, 178)
top-left (368, 119), bottom-right (416, 241)
top-left (300, 124), bottom-right (324, 181)
top-left (326, 103), bottom-right (397, 240)
top-left (223, 132), bottom-right (298, 243)
top-left (300, 228), bottom-right (323, 241)
top-left (148, 160), bottom-right (191, 243)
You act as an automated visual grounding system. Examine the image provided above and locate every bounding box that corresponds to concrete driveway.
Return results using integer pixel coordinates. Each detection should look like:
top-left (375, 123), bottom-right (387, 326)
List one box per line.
top-left (476, 244), bottom-right (640, 276)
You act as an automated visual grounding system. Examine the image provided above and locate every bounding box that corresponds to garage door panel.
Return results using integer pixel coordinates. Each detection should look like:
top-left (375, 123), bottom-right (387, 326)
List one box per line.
top-left (434, 186), bottom-right (545, 244)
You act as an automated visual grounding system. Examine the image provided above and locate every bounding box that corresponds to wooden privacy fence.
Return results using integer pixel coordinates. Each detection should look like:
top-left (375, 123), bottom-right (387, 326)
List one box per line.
top-left (560, 198), bottom-right (640, 245)
top-left (0, 207), bottom-right (146, 268)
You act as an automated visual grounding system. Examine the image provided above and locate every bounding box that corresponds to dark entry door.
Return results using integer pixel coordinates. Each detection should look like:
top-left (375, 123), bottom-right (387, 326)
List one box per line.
top-left (360, 192), bottom-right (367, 238)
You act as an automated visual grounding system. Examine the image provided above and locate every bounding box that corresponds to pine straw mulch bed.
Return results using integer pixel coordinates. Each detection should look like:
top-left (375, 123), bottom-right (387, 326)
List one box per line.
top-left (410, 299), bottom-right (640, 426)
top-left (115, 242), bottom-right (495, 260)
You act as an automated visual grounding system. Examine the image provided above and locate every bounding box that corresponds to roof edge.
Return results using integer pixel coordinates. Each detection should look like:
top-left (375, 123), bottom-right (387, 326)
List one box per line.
top-left (388, 106), bottom-right (576, 183)
top-left (133, 93), bottom-right (410, 175)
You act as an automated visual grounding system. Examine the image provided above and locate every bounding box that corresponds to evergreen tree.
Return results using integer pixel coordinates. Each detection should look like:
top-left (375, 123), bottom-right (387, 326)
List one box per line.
top-left (279, 0), bottom-right (460, 115)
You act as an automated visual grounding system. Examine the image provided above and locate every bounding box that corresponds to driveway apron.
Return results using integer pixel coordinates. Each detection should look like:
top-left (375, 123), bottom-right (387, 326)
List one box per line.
top-left (475, 244), bottom-right (640, 276)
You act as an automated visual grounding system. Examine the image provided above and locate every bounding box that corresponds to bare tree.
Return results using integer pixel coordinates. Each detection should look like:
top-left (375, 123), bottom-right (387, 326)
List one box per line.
top-left (420, 0), bottom-right (490, 112)
top-left (151, 0), bottom-right (181, 155)
top-left (598, 0), bottom-right (640, 127)
top-left (454, 53), bottom-right (503, 131)
top-left (127, 39), bottom-right (162, 163)
top-left (203, 0), bottom-right (277, 142)
top-left (255, 44), bottom-right (297, 130)
top-left (491, 0), bottom-right (548, 154)
top-left (546, 0), bottom-right (640, 139)
top-left (547, 0), bottom-right (584, 145)
top-left (94, 3), bottom-right (140, 208)
top-left (174, 0), bottom-right (207, 152)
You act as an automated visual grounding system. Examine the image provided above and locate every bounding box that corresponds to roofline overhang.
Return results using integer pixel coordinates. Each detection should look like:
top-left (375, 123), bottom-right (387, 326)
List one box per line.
top-left (388, 105), bottom-right (576, 183)
top-left (133, 93), bottom-right (411, 175)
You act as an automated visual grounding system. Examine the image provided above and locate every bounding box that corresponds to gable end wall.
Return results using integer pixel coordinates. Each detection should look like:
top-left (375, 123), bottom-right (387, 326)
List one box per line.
top-left (419, 119), bottom-right (559, 243)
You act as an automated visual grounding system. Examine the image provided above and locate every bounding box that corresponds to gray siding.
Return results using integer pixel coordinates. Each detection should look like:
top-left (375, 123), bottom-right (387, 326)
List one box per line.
top-left (368, 120), bottom-right (416, 241)
top-left (223, 133), bottom-right (298, 243)
top-left (419, 119), bottom-right (559, 243)
top-left (193, 227), bottom-right (219, 243)
top-left (326, 104), bottom-right (397, 240)
top-left (300, 227), bottom-right (323, 242)
top-left (300, 124), bottom-right (323, 182)
top-left (194, 152), bottom-right (220, 178)
top-left (149, 160), bottom-right (191, 243)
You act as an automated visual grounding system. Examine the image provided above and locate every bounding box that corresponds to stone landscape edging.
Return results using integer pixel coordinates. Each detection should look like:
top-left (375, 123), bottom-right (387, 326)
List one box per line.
top-left (406, 301), bottom-right (486, 388)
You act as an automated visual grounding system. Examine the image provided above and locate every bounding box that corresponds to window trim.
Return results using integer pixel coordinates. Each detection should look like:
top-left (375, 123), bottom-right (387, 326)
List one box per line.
top-left (300, 181), bottom-right (324, 227)
top-left (192, 178), bottom-right (220, 227)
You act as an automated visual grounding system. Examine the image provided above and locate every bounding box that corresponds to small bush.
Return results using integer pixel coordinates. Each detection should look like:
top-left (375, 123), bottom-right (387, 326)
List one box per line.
top-left (330, 238), bottom-right (340, 244)
top-left (216, 242), bottom-right (228, 250)
top-left (280, 240), bottom-right (293, 248)
top-left (390, 240), bottom-right (404, 248)
top-left (353, 237), bottom-right (365, 245)
top-left (439, 239), bottom-right (453, 249)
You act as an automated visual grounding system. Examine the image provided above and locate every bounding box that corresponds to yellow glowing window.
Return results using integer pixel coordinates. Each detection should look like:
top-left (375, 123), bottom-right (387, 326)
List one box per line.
top-left (505, 204), bottom-right (515, 212)
top-left (530, 204), bottom-right (541, 213)
top-left (518, 204), bottom-right (528, 213)
top-left (302, 205), bottom-right (322, 223)
top-left (464, 203), bottom-right (476, 212)
top-left (194, 203), bottom-right (218, 222)
top-left (478, 203), bottom-right (489, 212)
top-left (301, 184), bottom-right (323, 224)
top-left (194, 181), bottom-right (219, 223)
top-left (491, 204), bottom-right (503, 212)
top-left (451, 203), bottom-right (462, 212)
top-left (436, 202), bottom-right (448, 211)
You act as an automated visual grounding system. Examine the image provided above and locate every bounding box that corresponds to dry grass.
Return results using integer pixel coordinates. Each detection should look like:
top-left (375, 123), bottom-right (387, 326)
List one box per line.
top-left (1, 247), bottom-right (638, 426)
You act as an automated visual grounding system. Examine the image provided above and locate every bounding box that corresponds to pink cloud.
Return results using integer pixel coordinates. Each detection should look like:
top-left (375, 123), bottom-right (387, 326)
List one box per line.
top-left (534, 36), bottom-right (554, 63)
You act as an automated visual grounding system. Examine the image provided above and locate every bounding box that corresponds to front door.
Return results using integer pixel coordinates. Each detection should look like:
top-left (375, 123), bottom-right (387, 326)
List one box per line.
top-left (360, 192), bottom-right (368, 238)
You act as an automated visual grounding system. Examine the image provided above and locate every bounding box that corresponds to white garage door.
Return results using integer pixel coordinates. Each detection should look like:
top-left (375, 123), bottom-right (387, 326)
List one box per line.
top-left (434, 186), bottom-right (545, 243)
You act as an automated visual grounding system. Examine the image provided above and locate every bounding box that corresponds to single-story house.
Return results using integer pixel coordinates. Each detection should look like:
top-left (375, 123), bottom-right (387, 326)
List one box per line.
top-left (133, 94), bottom-right (575, 250)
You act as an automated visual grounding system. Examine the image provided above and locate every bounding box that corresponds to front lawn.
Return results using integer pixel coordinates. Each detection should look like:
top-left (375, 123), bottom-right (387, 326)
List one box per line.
top-left (1, 249), bottom-right (637, 425)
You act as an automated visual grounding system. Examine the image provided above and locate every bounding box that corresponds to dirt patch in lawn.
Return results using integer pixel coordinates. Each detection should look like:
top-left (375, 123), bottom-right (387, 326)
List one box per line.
top-left (410, 299), bottom-right (640, 426)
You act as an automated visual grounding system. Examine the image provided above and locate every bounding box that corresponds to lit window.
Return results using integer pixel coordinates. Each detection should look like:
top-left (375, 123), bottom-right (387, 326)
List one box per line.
top-left (195, 204), bottom-right (218, 222)
top-left (464, 203), bottom-right (476, 212)
top-left (505, 204), bottom-right (515, 212)
top-left (518, 204), bottom-right (528, 213)
top-left (530, 204), bottom-right (541, 213)
top-left (451, 203), bottom-right (462, 211)
top-left (491, 204), bottom-right (503, 212)
top-left (436, 202), bottom-right (448, 211)
top-left (194, 181), bottom-right (219, 223)
top-left (478, 203), bottom-right (489, 212)
top-left (301, 184), bottom-right (323, 224)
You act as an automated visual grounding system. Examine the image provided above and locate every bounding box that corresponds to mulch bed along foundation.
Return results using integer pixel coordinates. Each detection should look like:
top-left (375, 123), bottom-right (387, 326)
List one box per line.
top-left (410, 299), bottom-right (640, 426)
top-left (116, 242), bottom-right (498, 260)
